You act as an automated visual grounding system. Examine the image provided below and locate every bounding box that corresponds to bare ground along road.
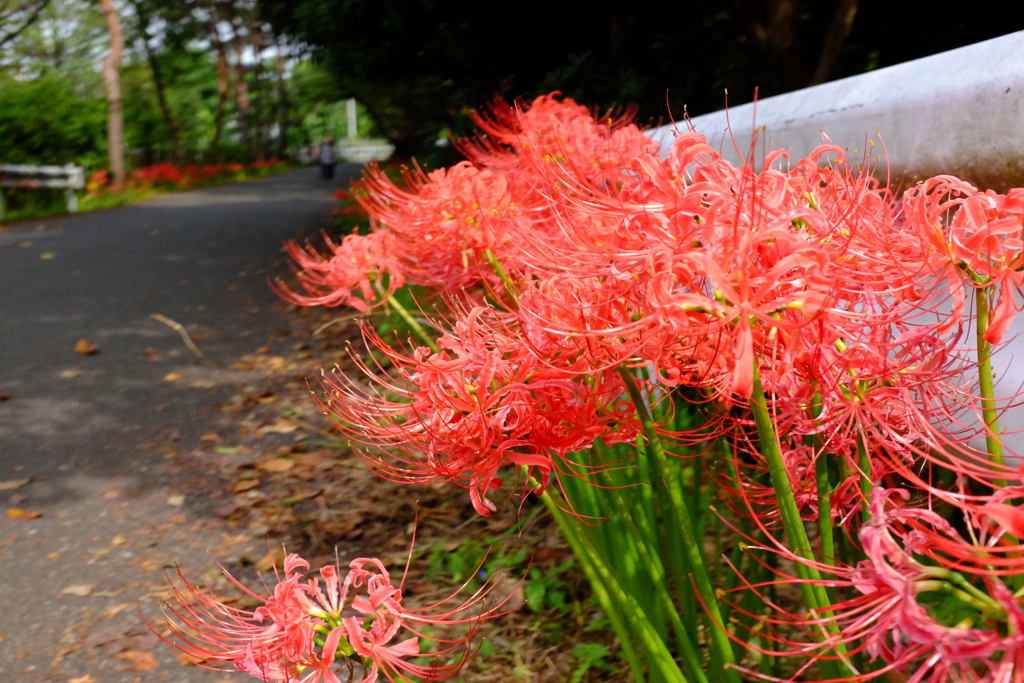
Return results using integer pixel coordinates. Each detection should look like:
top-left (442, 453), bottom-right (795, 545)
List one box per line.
top-left (0, 165), bottom-right (361, 682)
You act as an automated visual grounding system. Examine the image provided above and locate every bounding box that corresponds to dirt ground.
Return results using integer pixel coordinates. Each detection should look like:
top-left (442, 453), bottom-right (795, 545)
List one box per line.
top-left (0, 166), bottom-right (624, 683)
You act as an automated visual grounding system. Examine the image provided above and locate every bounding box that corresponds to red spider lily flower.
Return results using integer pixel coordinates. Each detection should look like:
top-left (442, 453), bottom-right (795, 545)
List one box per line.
top-left (133, 162), bottom-right (184, 186)
top-left (515, 131), bottom-right (854, 403)
top-left (145, 550), bottom-right (518, 683)
top-left (274, 231), bottom-right (404, 312)
top-left (902, 178), bottom-right (1024, 345)
top-left (978, 502), bottom-right (1024, 539)
top-left (354, 161), bottom-right (513, 291)
top-left (462, 92), bottom-right (655, 189)
top-left (724, 488), bottom-right (1024, 682)
top-left (314, 306), bottom-right (641, 515)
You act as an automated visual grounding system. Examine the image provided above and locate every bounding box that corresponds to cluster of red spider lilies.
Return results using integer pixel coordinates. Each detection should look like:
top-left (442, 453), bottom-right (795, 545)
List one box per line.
top-left (155, 93), bottom-right (1024, 682)
top-left (86, 159), bottom-right (287, 194)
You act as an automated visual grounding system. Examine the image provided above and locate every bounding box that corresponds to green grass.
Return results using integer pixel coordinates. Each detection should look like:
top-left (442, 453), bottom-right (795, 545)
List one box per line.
top-left (0, 163), bottom-right (295, 226)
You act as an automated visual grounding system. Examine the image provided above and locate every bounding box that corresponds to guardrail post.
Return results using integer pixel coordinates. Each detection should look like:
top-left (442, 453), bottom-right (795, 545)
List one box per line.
top-left (65, 163), bottom-right (82, 214)
top-left (65, 187), bottom-right (78, 214)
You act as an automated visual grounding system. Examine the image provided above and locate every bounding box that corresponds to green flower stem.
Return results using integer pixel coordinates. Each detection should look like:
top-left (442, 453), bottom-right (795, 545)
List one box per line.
top-left (749, 367), bottom-right (852, 680)
top-left (482, 248), bottom-right (518, 304)
top-left (593, 442), bottom-right (710, 683)
top-left (385, 294), bottom-right (439, 354)
top-left (617, 368), bottom-right (742, 683)
top-left (975, 285), bottom-right (1007, 487)
top-left (814, 453), bottom-right (836, 576)
top-left (540, 488), bottom-right (689, 683)
top-left (857, 431), bottom-right (872, 523)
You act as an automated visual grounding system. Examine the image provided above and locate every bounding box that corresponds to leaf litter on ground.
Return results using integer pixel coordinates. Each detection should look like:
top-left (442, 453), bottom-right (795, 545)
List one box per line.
top-left (148, 301), bottom-right (631, 683)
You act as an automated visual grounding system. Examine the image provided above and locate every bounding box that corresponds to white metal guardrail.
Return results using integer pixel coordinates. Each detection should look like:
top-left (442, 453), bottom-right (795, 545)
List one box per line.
top-left (647, 30), bottom-right (1024, 192)
top-left (337, 139), bottom-right (395, 163)
top-left (644, 30), bottom-right (1024, 457)
top-left (0, 163), bottom-right (85, 220)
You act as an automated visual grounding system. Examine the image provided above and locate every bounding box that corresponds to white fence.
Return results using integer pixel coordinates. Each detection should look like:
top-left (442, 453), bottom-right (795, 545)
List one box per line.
top-left (0, 164), bottom-right (85, 220)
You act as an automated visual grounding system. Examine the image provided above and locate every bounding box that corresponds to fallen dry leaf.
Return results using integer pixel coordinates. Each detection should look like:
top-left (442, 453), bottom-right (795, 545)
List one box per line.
top-left (166, 494), bottom-right (185, 506)
top-left (39, 252), bottom-right (56, 260)
top-left (231, 478), bottom-right (260, 493)
top-left (59, 369), bottom-right (83, 378)
top-left (199, 433), bottom-right (221, 441)
top-left (280, 488), bottom-right (323, 506)
top-left (255, 458), bottom-right (295, 473)
top-left (110, 534), bottom-right (129, 546)
top-left (143, 348), bottom-right (162, 359)
top-left (164, 372), bottom-right (182, 382)
top-left (115, 650), bottom-right (160, 671)
top-left (60, 584), bottom-right (95, 597)
top-left (0, 394), bottom-right (10, 401)
top-left (0, 478), bottom-right (30, 491)
top-left (129, 557), bottom-right (163, 571)
top-left (256, 548), bottom-right (285, 572)
top-left (73, 338), bottom-right (99, 355)
top-left (70, 675), bottom-right (96, 683)
top-left (6, 507), bottom-right (41, 520)
top-left (258, 420), bottom-right (298, 435)
top-left (168, 514), bottom-right (187, 524)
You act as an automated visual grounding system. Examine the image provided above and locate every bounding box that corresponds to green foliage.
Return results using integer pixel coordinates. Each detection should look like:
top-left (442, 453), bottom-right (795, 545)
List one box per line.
top-left (260, 0), bottom-right (1024, 159)
top-left (421, 530), bottom-right (578, 649)
top-left (523, 561), bottom-right (574, 615)
top-left (289, 61), bottom-right (380, 149)
top-left (0, 71), bottom-right (107, 166)
top-left (570, 643), bottom-right (615, 683)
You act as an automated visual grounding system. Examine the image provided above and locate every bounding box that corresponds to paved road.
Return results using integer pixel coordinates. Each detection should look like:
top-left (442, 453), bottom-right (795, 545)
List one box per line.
top-left (0, 165), bottom-right (360, 682)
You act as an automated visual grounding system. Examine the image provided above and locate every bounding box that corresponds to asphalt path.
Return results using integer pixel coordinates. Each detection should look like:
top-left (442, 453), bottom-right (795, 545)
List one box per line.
top-left (0, 164), bottom-right (360, 682)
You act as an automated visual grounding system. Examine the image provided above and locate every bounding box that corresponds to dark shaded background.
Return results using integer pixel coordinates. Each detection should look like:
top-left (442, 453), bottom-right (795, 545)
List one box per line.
top-left (259, 0), bottom-right (1024, 160)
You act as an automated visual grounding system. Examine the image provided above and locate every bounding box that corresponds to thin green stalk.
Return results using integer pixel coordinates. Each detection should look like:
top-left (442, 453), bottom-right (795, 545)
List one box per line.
top-left (749, 368), bottom-right (852, 679)
top-left (482, 248), bottom-right (518, 303)
top-left (541, 489), bottom-right (687, 683)
top-left (813, 455), bottom-right (838, 608)
top-left (618, 368), bottom-right (743, 683)
top-left (975, 285), bottom-right (1007, 487)
top-left (814, 453), bottom-right (836, 564)
top-left (593, 442), bottom-right (710, 683)
top-left (384, 294), bottom-right (439, 354)
top-left (808, 394), bottom-right (837, 576)
top-left (857, 430), bottom-right (872, 524)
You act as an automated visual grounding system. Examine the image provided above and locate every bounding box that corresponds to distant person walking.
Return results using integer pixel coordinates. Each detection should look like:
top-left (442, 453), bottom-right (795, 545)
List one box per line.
top-left (319, 139), bottom-right (336, 180)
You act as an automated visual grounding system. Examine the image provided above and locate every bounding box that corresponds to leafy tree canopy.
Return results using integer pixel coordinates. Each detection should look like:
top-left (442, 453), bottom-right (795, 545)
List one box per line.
top-left (259, 0), bottom-right (1024, 160)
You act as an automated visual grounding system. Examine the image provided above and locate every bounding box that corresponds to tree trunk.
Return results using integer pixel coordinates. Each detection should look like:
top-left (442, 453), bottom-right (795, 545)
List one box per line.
top-left (809, 0), bottom-right (860, 85)
top-left (273, 37), bottom-right (289, 159)
top-left (221, 4), bottom-right (251, 160)
top-left (128, 0), bottom-right (184, 164)
top-left (246, 23), bottom-right (266, 161)
top-left (208, 18), bottom-right (230, 150)
top-left (99, 0), bottom-right (125, 188)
